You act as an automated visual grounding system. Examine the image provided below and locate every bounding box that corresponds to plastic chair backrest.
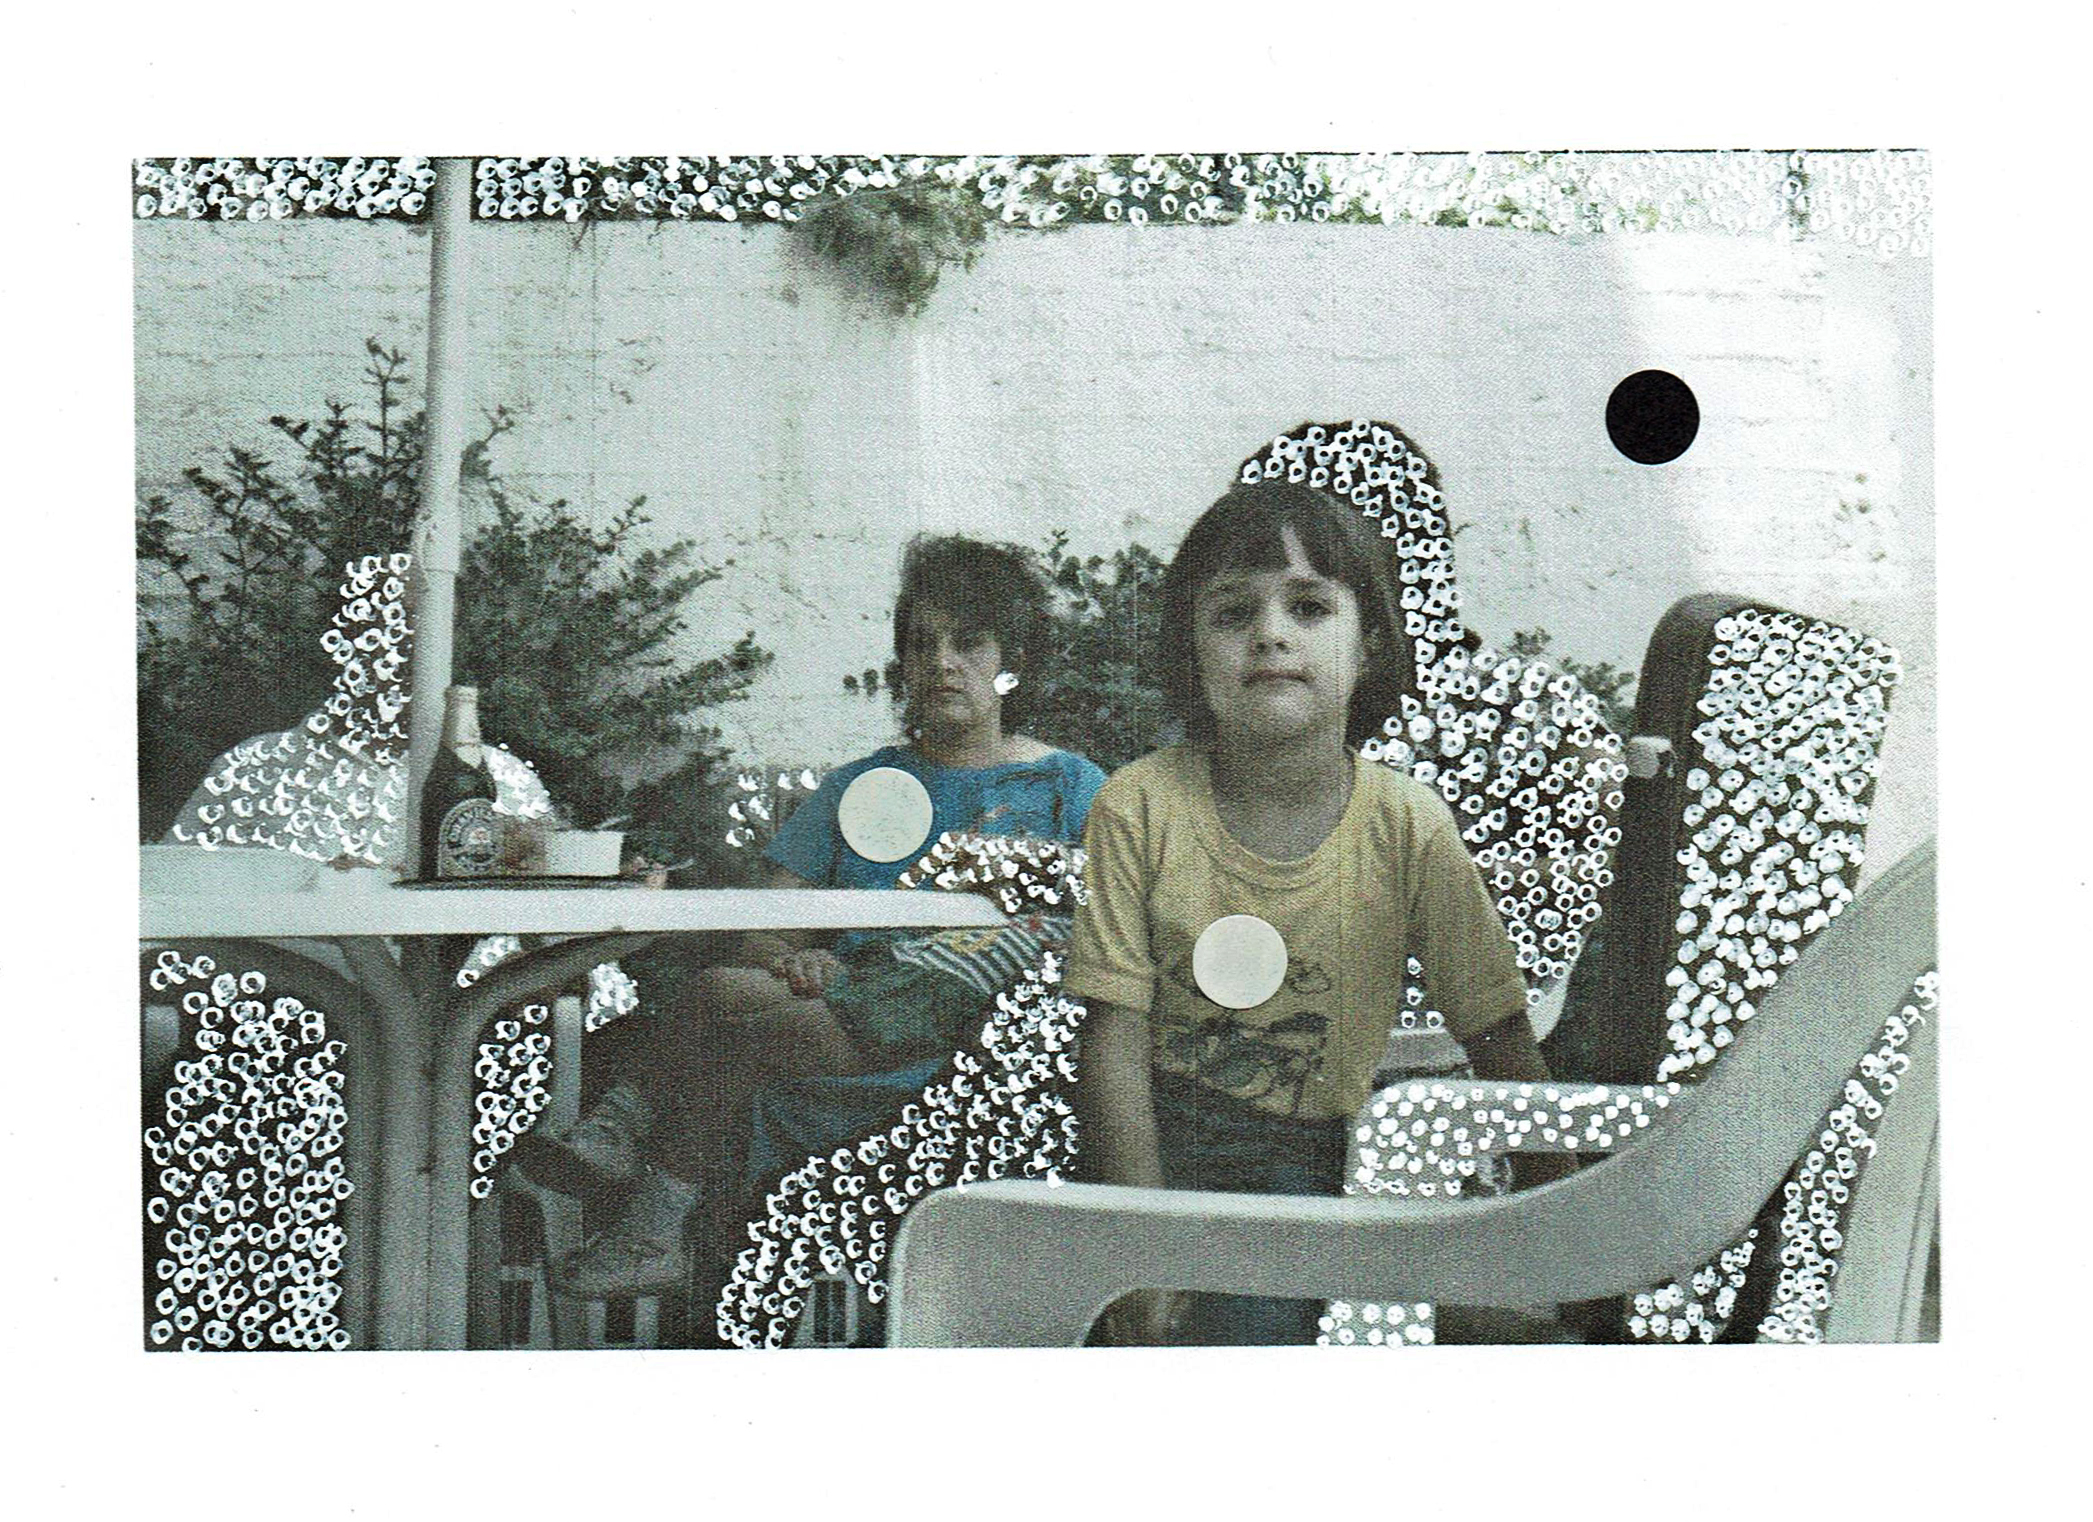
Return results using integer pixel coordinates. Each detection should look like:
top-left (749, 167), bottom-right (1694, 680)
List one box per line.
top-left (883, 839), bottom-right (1936, 1345)
top-left (1544, 592), bottom-right (1909, 1340)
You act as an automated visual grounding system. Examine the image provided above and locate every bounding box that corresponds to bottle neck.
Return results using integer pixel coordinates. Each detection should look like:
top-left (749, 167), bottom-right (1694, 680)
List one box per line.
top-left (442, 689), bottom-right (485, 766)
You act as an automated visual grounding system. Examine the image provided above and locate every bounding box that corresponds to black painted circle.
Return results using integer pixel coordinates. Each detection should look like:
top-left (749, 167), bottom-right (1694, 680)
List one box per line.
top-left (1606, 370), bottom-right (1699, 464)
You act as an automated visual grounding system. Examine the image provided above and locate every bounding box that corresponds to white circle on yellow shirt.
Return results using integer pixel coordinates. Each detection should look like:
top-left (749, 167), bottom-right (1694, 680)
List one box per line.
top-left (837, 766), bottom-right (934, 864)
top-left (1192, 914), bottom-right (1288, 1010)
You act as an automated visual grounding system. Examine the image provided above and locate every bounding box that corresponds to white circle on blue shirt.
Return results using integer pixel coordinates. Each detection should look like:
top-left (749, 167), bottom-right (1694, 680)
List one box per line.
top-left (1192, 914), bottom-right (1288, 1010)
top-left (837, 766), bottom-right (935, 864)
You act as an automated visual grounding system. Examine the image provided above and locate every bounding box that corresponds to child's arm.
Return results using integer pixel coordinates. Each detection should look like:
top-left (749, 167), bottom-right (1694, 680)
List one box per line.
top-left (1075, 998), bottom-right (1182, 1341)
top-left (1064, 780), bottom-right (1165, 1189)
top-left (1064, 773), bottom-right (1186, 1340)
top-left (1074, 999), bottom-right (1166, 1189)
top-left (1463, 1013), bottom-right (1580, 1190)
top-left (1074, 998), bottom-right (1185, 1342)
top-left (739, 763), bottom-right (856, 989)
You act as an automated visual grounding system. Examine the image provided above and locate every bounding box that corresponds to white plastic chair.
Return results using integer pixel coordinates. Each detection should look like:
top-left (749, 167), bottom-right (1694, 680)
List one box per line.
top-left (885, 837), bottom-right (1935, 1346)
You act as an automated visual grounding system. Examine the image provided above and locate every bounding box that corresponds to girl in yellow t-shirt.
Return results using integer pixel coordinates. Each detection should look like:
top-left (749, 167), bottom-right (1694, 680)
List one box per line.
top-left (1066, 478), bottom-right (1575, 1345)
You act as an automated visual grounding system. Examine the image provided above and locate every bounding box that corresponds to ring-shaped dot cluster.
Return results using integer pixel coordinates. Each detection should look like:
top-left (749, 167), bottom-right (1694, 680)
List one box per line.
top-left (1756, 969), bottom-right (1936, 1343)
top-left (471, 1003), bottom-right (552, 1200)
top-left (1628, 1238), bottom-right (1760, 1344)
top-left (893, 831), bottom-right (1083, 915)
top-left (1657, 607), bottom-right (1900, 1083)
top-left (134, 157), bottom-right (433, 220)
top-left (473, 953), bottom-right (645, 1197)
top-left (1242, 421), bottom-right (1629, 1010)
top-left (482, 744), bottom-right (554, 821)
top-left (1391, 959), bottom-right (1448, 1038)
top-left (138, 153), bottom-right (1928, 255)
top-left (454, 934), bottom-right (523, 990)
top-left (144, 950), bottom-right (352, 1351)
top-left (724, 767), bottom-right (825, 852)
top-left (1373, 647), bottom-right (1627, 996)
top-left (976, 154), bottom-right (1253, 227)
top-left (164, 551), bottom-right (554, 874)
top-left (717, 834), bottom-right (1087, 1347)
top-left (1354, 1079), bottom-right (1682, 1199)
top-left (1235, 420), bottom-right (1626, 1347)
top-left (1326, 1076), bottom-right (1678, 1347)
top-left (583, 960), bottom-right (643, 1033)
top-left (459, 939), bottom-right (639, 1194)
top-left (1307, 589), bottom-right (1900, 1345)
top-left (472, 156), bottom-right (920, 224)
top-left (1633, 983), bottom-right (1927, 1345)
top-left (1619, 606), bottom-right (1900, 1342)
top-left (973, 151), bottom-right (1928, 252)
top-left (1319, 1299), bottom-right (1436, 1347)
top-left (168, 553), bottom-right (413, 865)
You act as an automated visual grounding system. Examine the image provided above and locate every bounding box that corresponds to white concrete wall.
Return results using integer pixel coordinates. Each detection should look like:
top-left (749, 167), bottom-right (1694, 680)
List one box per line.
top-left (135, 217), bottom-right (1933, 879)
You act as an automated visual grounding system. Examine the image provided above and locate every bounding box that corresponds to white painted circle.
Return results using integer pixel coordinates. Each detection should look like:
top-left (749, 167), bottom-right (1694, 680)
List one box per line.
top-left (1192, 914), bottom-right (1288, 1010)
top-left (837, 767), bottom-right (934, 864)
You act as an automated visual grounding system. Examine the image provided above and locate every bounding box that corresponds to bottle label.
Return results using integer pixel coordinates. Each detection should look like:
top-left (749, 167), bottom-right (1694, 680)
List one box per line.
top-left (437, 798), bottom-right (501, 877)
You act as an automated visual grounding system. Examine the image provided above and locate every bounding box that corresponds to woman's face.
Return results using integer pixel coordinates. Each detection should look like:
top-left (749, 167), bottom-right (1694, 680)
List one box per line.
top-left (1192, 526), bottom-right (1365, 748)
top-left (901, 604), bottom-right (1009, 739)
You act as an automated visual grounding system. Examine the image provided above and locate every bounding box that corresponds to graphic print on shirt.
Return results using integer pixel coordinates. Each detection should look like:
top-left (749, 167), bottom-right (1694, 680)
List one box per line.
top-left (926, 765), bottom-right (1062, 851)
top-left (889, 913), bottom-right (1074, 1000)
top-left (875, 761), bottom-right (1093, 993)
top-left (1156, 952), bottom-right (1336, 1116)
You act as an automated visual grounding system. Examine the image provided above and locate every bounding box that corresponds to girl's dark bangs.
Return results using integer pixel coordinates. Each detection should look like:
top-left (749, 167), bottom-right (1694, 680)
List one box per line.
top-left (1208, 515), bottom-right (1289, 573)
top-left (904, 593), bottom-right (990, 636)
top-left (902, 551), bottom-right (1008, 637)
top-left (1209, 501), bottom-right (1357, 585)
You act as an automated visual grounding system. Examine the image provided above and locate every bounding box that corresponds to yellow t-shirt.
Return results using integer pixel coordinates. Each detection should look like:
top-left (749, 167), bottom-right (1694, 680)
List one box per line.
top-left (1065, 746), bottom-right (1529, 1121)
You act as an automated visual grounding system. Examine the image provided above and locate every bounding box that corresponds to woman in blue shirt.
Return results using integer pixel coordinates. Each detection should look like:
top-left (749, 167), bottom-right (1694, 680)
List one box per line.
top-left (515, 535), bottom-right (1105, 1302)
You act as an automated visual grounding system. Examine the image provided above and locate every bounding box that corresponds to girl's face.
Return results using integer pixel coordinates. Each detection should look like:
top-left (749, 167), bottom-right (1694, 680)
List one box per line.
top-left (1192, 526), bottom-right (1366, 748)
top-left (901, 604), bottom-right (1009, 739)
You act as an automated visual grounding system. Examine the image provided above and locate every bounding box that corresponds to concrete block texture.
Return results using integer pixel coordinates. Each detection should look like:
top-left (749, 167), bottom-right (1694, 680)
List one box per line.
top-left (135, 217), bottom-right (1932, 875)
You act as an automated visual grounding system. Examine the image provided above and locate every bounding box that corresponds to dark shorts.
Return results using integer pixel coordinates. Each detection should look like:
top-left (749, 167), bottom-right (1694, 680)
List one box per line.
top-left (1147, 1071), bottom-right (1349, 1346)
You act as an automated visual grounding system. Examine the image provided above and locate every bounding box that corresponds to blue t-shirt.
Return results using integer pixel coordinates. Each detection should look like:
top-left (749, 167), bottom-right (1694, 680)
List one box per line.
top-left (765, 744), bottom-right (1106, 954)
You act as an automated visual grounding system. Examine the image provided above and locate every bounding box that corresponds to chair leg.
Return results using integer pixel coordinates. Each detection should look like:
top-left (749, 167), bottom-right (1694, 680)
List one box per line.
top-left (790, 1274), bottom-right (863, 1348)
top-left (535, 993), bottom-right (598, 1350)
top-left (467, 1194), bottom-right (504, 1348)
top-left (526, 1263), bottom-right (554, 1349)
top-left (527, 1184), bottom-right (595, 1350)
top-left (519, 995), bottom-right (688, 1351)
top-left (545, 1281), bottom-right (593, 1350)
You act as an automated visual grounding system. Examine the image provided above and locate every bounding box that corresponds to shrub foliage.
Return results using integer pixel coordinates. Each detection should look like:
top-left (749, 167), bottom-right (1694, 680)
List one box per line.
top-left (137, 340), bottom-right (770, 879)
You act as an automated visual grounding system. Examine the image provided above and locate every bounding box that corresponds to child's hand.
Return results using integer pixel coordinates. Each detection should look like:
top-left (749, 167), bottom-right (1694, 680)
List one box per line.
top-left (1097, 1289), bottom-right (1189, 1346)
top-left (771, 948), bottom-right (842, 998)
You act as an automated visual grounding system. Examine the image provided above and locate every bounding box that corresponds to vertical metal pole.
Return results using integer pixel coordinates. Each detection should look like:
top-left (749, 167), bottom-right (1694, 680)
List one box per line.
top-left (404, 156), bottom-right (473, 881)
top-left (431, 1010), bottom-right (488, 1350)
top-left (543, 994), bottom-right (590, 1349)
top-left (340, 937), bottom-right (433, 1348)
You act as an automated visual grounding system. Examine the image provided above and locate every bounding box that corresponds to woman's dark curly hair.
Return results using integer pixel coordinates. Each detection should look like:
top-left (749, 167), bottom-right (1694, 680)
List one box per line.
top-left (1158, 478), bottom-right (1414, 749)
top-left (890, 533), bottom-right (1053, 731)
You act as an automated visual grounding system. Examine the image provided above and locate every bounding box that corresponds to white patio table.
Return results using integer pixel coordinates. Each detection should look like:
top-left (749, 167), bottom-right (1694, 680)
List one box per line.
top-left (140, 882), bottom-right (1006, 1349)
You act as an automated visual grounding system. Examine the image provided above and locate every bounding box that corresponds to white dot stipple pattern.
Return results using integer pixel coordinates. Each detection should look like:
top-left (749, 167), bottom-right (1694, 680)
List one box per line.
top-left (1192, 915), bottom-right (1289, 1010)
top-left (837, 767), bottom-right (934, 864)
top-left (135, 156), bottom-right (1931, 260)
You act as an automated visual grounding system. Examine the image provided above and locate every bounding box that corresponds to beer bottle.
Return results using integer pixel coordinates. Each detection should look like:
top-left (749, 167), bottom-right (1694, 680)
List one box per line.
top-left (424, 685), bottom-right (501, 878)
